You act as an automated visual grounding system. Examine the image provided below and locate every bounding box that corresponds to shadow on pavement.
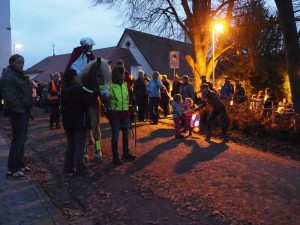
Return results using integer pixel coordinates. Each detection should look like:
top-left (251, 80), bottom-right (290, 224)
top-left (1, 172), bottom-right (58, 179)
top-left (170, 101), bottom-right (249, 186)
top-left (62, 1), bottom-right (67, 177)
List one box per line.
top-left (138, 128), bottom-right (174, 142)
top-left (126, 128), bottom-right (181, 174)
top-left (174, 139), bottom-right (229, 174)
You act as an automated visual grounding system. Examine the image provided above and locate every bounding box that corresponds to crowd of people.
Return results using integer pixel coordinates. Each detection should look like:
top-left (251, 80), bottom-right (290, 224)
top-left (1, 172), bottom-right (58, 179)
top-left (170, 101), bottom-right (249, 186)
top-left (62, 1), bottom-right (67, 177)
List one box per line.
top-left (0, 36), bottom-right (295, 179)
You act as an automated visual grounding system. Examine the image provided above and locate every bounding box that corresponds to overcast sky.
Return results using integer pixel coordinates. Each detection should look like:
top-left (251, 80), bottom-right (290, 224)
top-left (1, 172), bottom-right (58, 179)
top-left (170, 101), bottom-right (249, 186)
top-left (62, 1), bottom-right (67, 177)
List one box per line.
top-left (11, 0), bottom-right (123, 69)
top-left (10, 0), bottom-right (277, 69)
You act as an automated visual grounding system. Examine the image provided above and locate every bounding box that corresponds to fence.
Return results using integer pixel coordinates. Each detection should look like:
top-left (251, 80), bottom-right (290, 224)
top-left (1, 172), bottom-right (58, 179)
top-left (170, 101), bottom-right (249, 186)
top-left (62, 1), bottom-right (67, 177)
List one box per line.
top-left (224, 96), bottom-right (295, 125)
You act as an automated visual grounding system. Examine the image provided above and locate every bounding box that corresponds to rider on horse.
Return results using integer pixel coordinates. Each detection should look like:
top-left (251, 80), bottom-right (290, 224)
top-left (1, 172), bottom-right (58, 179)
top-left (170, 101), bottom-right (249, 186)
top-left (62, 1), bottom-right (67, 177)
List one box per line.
top-left (65, 37), bottom-right (95, 75)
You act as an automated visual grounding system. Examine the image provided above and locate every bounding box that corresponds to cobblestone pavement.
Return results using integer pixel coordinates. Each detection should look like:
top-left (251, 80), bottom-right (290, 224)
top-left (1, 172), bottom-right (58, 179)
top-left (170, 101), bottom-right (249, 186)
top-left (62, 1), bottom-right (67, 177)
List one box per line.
top-left (0, 130), bottom-right (66, 225)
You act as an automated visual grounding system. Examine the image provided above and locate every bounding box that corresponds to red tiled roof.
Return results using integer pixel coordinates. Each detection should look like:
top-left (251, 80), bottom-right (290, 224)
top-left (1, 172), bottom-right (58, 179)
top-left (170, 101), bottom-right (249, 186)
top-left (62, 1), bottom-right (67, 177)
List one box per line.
top-left (26, 47), bottom-right (137, 82)
top-left (119, 29), bottom-right (194, 79)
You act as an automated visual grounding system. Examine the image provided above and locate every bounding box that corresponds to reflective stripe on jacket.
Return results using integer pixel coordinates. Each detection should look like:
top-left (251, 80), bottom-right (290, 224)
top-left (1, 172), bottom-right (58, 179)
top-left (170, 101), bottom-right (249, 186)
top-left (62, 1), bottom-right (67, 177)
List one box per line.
top-left (109, 83), bottom-right (129, 111)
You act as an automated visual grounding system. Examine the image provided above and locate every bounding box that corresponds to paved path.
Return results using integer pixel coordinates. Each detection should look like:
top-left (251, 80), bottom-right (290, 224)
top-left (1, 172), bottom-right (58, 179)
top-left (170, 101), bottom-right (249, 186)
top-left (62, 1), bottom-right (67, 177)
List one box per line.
top-left (127, 117), bottom-right (300, 224)
top-left (0, 130), bottom-right (66, 225)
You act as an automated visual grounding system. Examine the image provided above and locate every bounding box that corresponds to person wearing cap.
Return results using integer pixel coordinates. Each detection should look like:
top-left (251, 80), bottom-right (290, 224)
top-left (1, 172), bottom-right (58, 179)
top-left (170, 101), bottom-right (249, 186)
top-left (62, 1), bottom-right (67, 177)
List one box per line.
top-left (195, 83), bottom-right (229, 141)
top-left (220, 75), bottom-right (234, 100)
top-left (171, 74), bottom-right (182, 97)
top-left (179, 75), bottom-right (195, 102)
top-left (65, 37), bottom-right (95, 75)
top-left (134, 70), bottom-right (148, 122)
top-left (233, 79), bottom-right (246, 104)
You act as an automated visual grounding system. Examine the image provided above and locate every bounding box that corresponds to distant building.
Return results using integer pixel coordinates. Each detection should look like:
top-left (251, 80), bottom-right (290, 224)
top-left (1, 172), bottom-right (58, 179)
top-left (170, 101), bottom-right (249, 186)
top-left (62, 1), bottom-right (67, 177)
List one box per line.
top-left (26, 29), bottom-right (194, 82)
top-left (0, 0), bottom-right (12, 73)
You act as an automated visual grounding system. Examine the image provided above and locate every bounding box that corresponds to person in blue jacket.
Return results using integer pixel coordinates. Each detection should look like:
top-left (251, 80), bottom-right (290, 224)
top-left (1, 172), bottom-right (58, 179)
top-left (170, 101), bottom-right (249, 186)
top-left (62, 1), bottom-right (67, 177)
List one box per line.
top-left (147, 71), bottom-right (163, 124)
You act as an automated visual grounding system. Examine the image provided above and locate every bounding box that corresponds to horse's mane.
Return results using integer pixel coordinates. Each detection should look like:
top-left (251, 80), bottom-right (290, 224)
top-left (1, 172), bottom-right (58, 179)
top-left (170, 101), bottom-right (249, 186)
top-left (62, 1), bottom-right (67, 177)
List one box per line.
top-left (77, 57), bottom-right (112, 90)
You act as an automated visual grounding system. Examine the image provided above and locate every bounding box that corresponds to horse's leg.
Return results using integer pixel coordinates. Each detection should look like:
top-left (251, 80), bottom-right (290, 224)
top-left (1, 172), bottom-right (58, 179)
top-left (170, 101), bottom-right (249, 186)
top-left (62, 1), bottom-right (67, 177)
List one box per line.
top-left (89, 100), bottom-right (102, 162)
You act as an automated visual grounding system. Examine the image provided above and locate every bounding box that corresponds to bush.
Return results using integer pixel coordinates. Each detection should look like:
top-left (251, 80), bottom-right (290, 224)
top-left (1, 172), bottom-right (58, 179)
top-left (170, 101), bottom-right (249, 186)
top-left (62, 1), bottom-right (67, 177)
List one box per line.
top-left (227, 100), bottom-right (296, 141)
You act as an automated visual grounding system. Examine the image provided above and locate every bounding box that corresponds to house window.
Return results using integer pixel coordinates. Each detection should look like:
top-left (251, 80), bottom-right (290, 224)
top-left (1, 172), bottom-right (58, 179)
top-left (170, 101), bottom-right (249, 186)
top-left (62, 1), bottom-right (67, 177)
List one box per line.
top-left (125, 41), bottom-right (131, 48)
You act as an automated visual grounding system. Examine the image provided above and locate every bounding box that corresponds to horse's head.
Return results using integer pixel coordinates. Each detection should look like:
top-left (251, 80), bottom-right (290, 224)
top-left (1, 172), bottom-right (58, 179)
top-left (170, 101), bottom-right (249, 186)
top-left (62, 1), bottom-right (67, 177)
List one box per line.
top-left (77, 57), bottom-right (112, 92)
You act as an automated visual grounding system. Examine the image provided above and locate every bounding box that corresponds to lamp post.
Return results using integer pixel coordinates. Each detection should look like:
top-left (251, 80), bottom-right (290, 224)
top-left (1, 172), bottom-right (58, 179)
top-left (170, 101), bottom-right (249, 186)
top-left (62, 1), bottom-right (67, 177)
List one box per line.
top-left (13, 43), bottom-right (22, 54)
top-left (212, 23), bottom-right (224, 87)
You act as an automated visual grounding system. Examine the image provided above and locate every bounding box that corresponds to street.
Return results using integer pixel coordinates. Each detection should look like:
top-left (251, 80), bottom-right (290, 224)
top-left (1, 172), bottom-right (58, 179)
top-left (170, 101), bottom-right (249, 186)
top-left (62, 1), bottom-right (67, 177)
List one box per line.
top-left (0, 109), bottom-right (300, 225)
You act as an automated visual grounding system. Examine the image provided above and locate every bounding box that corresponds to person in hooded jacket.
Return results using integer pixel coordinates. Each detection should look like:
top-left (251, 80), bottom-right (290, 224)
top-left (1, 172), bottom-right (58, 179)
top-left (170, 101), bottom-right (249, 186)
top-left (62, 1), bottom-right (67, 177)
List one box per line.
top-left (0, 54), bottom-right (34, 178)
top-left (61, 69), bottom-right (98, 177)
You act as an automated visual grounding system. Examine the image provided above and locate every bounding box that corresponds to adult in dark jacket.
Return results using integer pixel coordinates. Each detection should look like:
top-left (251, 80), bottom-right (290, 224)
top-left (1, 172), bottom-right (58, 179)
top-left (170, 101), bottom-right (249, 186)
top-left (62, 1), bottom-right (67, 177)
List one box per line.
top-left (171, 75), bottom-right (182, 97)
top-left (160, 75), bottom-right (171, 117)
top-left (196, 83), bottom-right (229, 142)
top-left (134, 70), bottom-right (148, 121)
top-left (263, 87), bottom-right (276, 117)
top-left (0, 54), bottom-right (34, 178)
top-left (179, 75), bottom-right (195, 102)
top-left (61, 69), bottom-right (97, 177)
top-left (233, 79), bottom-right (246, 104)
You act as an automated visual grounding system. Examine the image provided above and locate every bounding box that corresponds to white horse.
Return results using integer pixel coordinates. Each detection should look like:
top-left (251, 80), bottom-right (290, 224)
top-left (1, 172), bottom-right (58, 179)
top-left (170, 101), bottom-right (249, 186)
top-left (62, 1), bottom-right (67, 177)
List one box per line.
top-left (77, 57), bottom-right (112, 162)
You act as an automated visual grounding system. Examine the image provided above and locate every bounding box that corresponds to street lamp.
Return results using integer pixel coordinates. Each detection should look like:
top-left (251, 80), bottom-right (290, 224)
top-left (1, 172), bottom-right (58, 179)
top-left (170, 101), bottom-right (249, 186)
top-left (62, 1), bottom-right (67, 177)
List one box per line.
top-left (13, 43), bottom-right (22, 54)
top-left (212, 23), bottom-right (224, 87)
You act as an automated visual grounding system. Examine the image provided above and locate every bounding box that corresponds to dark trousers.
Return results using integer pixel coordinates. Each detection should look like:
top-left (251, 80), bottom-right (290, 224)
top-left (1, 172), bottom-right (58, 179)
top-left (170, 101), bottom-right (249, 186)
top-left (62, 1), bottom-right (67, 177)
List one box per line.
top-left (8, 111), bottom-right (30, 172)
top-left (160, 94), bottom-right (170, 116)
top-left (44, 99), bottom-right (50, 113)
top-left (207, 106), bottom-right (227, 136)
top-left (109, 118), bottom-right (130, 159)
top-left (173, 117), bottom-right (181, 136)
top-left (137, 103), bottom-right (147, 121)
top-left (64, 129), bottom-right (88, 173)
top-left (49, 100), bottom-right (60, 127)
top-left (149, 97), bottom-right (160, 123)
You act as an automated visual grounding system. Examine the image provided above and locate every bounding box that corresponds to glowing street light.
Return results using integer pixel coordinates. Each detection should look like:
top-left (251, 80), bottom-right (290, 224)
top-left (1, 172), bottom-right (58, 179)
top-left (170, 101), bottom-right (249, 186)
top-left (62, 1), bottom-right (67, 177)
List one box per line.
top-left (212, 23), bottom-right (224, 87)
top-left (13, 43), bottom-right (22, 54)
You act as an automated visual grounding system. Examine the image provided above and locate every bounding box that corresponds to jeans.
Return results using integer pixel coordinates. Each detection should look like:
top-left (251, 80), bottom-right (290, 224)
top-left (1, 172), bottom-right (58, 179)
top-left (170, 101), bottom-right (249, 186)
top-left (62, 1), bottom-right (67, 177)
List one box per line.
top-left (109, 118), bottom-right (130, 159)
top-left (8, 111), bottom-right (30, 172)
top-left (207, 106), bottom-right (227, 136)
top-left (64, 130), bottom-right (88, 173)
top-left (149, 97), bottom-right (160, 123)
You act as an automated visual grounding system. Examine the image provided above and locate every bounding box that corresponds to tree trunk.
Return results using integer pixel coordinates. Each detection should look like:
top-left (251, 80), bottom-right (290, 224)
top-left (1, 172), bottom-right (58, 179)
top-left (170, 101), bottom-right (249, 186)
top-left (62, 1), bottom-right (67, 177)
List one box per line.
top-left (274, 0), bottom-right (300, 134)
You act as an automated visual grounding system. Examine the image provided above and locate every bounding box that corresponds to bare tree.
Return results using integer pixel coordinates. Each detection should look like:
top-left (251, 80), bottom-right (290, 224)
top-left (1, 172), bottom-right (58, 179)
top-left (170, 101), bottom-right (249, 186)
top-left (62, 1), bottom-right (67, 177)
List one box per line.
top-left (274, 0), bottom-right (300, 133)
top-left (92, 0), bottom-right (238, 90)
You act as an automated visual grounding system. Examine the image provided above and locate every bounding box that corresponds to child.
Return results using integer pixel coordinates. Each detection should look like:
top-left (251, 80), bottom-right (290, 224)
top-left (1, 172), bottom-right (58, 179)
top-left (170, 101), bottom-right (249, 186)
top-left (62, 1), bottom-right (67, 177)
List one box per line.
top-left (183, 97), bottom-right (194, 136)
top-left (171, 94), bottom-right (183, 138)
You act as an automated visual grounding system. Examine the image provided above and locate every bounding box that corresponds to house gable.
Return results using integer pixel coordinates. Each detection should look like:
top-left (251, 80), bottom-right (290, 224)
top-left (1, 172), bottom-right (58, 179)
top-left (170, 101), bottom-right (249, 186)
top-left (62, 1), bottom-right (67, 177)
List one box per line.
top-left (118, 31), bottom-right (154, 77)
top-left (118, 28), bottom-right (194, 80)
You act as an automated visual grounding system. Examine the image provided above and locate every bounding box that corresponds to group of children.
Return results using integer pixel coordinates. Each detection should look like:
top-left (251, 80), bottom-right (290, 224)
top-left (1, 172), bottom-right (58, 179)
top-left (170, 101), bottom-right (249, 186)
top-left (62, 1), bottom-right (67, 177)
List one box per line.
top-left (171, 94), bottom-right (197, 138)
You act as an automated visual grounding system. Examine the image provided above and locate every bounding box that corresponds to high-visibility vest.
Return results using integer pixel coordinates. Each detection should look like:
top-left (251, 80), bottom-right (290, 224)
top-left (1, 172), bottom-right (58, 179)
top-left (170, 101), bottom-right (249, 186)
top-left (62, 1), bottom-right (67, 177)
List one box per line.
top-left (109, 83), bottom-right (129, 111)
top-left (48, 80), bottom-right (61, 101)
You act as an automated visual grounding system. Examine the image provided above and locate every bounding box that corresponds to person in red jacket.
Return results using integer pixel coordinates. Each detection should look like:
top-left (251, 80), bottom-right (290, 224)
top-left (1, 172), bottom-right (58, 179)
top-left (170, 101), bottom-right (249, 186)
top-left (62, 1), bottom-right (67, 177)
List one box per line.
top-left (65, 37), bottom-right (95, 75)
